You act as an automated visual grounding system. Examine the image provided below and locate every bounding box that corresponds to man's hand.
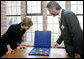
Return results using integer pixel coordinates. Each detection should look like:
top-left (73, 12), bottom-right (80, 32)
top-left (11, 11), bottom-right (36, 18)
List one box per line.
top-left (6, 45), bottom-right (14, 54)
top-left (52, 42), bottom-right (59, 48)
top-left (75, 54), bottom-right (81, 58)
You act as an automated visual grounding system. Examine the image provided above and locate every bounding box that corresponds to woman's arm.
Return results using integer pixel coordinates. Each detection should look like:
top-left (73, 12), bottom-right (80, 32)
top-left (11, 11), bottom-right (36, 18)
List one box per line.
top-left (6, 45), bottom-right (14, 54)
top-left (2, 25), bottom-right (14, 45)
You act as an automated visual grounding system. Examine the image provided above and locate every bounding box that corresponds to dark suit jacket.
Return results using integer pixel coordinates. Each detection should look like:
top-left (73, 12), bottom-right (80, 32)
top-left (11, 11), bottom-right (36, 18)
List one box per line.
top-left (56, 9), bottom-right (83, 58)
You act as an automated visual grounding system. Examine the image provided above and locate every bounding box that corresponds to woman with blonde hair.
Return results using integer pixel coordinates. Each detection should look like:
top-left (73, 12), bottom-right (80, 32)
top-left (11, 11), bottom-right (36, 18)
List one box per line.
top-left (1, 17), bottom-right (33, 57)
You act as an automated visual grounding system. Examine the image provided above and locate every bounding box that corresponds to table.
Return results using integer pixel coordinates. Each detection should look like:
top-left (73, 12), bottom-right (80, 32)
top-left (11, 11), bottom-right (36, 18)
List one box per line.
top-left (1, 47), bottom-right (70, 58)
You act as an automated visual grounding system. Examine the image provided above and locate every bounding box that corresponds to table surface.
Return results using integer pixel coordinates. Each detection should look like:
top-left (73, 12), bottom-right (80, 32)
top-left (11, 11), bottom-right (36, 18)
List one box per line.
top-left (1, 47), bottom-right (70, 58)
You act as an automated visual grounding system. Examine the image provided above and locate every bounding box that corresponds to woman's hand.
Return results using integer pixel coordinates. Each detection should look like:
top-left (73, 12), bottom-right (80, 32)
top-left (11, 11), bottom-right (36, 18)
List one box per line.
top-left (19, 44), bottom-right (27, 49)
top-left (6, 45), bottom-right (14, 54)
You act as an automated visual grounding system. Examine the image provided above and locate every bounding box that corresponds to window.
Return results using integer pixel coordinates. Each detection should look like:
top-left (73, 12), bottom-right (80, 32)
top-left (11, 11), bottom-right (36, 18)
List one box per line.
top-left (47, 16), bottom-right (61, 42)
top-left (6, 1), bottom-right (21, 29)
top-left (27, 1), bottom-right (42, 15)
top-left (7, 16), bottom-right (21, 29)
top-left (71, 1), bottom-right (83, 14)
top-left (77, 16), bottom-right (83, 30)
top-left (71, 1), bottom-right (83, 30)
top-left (6, 1), bottom-right (21, 15)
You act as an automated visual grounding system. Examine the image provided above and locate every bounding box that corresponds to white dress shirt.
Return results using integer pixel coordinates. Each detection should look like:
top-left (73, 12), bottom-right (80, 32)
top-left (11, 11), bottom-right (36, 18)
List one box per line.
top-left (58, 9), bottom-right (62, 22)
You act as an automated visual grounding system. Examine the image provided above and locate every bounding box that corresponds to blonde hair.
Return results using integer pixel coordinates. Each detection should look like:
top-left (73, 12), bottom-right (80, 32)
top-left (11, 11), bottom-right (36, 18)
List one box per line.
top-left (21, 17), bottom-right (33, 27)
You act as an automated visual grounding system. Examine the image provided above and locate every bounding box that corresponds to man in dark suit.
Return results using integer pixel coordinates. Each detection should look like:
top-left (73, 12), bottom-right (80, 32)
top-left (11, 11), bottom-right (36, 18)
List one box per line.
top-left (1, 17), bottom-right (33, 57)
top-left (47, 1), bottom-right (83, 58)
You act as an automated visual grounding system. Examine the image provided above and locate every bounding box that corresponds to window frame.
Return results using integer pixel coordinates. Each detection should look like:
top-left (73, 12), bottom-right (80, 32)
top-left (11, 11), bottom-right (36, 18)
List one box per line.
top-left (26, 1), bottom-right (43, 16)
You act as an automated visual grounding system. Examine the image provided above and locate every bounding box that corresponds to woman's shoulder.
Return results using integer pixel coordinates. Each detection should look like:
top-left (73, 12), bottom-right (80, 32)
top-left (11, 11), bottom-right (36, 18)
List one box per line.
top-left (9, 23), bottom-right (20, 29)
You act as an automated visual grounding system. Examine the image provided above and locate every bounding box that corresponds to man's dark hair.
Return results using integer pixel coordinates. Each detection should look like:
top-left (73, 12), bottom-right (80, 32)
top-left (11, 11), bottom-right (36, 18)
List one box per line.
top-left (47, 1), bottom-right (61, 10)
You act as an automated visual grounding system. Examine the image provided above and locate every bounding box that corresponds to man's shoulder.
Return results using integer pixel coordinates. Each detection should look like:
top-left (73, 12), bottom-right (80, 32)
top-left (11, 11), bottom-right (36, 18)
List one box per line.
top-left (62, 9), bottom-right (75, 16)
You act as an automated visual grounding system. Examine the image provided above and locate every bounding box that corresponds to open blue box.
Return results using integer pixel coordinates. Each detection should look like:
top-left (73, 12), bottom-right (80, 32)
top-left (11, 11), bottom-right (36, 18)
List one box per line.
top-left (29, 31), bottom-right (51, 56)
